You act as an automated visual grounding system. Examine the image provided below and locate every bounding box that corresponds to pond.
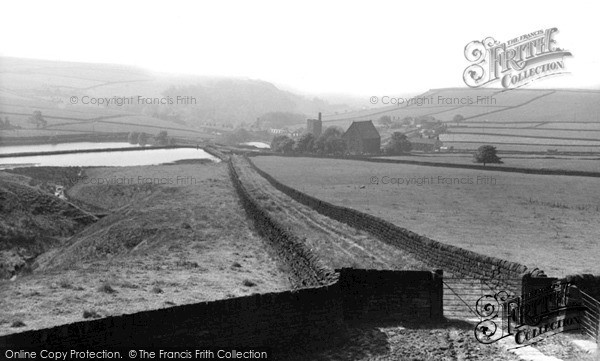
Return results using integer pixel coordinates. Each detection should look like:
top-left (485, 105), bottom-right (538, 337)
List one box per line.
top-left (0, 143), bottom-right (219, 169)
top-left (240, 142), bottom-right (271, 149)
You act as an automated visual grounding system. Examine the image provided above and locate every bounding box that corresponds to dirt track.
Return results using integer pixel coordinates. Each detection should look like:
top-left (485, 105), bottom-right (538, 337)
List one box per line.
top-left (232, 155), bottom-right (426, 271)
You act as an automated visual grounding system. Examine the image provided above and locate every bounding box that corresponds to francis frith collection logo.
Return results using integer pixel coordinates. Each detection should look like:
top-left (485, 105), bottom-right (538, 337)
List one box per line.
top-left (463, 28), bottom-right (572, 88)
top-left (474, 282), bottom-right (586, 346)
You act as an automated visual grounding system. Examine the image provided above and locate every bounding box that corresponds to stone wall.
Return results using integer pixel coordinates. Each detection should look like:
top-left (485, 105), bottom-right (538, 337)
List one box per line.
top-left (246, 156), bottom-right (540, 292)
top-left (338, 268), bottom-right (443, 322)
top-left (0, 285), bottom-right (343, 350)
top-left (0, 269), bottom-right (443, 351)
top-left (228, 159), bottom-right (337, 288)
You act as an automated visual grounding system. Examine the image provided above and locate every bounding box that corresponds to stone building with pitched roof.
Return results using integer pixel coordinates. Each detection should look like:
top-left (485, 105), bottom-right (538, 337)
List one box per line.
top-left (342, 120), bottom-right (381, 154)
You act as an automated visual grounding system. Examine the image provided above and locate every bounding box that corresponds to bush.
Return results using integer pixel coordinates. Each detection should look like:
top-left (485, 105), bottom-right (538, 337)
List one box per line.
top-left (59, 280), bottom-right (73, 289)
top-left (97, 283), bottom-right (117, 294)
top-left (82, 310), bottom-right (101, 319)
top-left (10, 320), bottom-right (26, 328)
top-left (242, 279), bottom-right (257, 287)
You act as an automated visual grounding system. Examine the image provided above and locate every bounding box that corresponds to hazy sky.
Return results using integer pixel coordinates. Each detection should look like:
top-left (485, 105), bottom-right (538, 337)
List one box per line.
top-left (1, 0), bottom-right (598, 96)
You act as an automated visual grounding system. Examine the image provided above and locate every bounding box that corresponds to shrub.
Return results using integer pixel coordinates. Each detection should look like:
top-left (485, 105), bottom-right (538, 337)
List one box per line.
top-left (10, 320), bottom-right (26, 328)
top-left (82, 310), bottom-right (101, 319)
top-left (59, 280), bottom-right (73, 289)
top-left (242, 279), bottom-right (257, 287)
top-left (97, 283), bottom-right (117, 294)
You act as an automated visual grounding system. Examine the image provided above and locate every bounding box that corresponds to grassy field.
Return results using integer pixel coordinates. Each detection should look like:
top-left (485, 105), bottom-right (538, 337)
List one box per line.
top-left (0, 162), bottom-right (289, 335)
top-left (253, 156), bottom-right (600, 278)
top-left (375, 154), bottom-right (600, 172)
top-left (440, 142), bottom-right (600, 153)
top-left (448, 128), bottom-right (600, 140)
top-left (439, 133), bottom-right (600, 146)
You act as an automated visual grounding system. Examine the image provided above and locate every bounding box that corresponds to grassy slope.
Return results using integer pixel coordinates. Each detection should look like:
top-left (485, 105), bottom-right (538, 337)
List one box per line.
top-left (310, 88), bottom-right (600, 152)
top-left (0, 169), bottom-right (98, 278)
top-left (253, 156), bottom-right (600, 278)
top-left (0, 57), bottom-right (212, 141)
top-left (0, 162), bottom-right (290, 335)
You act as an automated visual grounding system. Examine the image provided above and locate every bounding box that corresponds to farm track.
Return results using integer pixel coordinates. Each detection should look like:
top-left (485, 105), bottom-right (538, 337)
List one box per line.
top-left (232, 155), bottom-right (427, 271)
top-left (234, 156), bottom-right (502, 320)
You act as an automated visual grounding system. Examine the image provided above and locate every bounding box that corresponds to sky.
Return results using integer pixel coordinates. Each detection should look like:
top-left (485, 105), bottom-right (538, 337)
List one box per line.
top-left (1, 0), bottom-right (599, 96)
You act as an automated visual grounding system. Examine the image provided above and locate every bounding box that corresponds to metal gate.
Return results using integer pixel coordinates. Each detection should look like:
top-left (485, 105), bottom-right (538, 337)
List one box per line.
top-left (443, 277), bottom-right (521, 321)
top-left (444, 276), bottom-right (600, 345)
top-left (580, 290), bottom-right (600, 342)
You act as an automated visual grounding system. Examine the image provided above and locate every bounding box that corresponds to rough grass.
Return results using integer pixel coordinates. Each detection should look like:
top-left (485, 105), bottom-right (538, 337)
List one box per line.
top-left (253, 156), bottom-right (600, 278)
top-left (0, 163), bottom-right (290, 336)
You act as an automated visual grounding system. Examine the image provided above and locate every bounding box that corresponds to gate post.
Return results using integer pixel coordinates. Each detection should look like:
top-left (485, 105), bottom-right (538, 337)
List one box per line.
top-left (521, 273), bottom-right (557, 297)
top-left (431, 269), bottom-right (443, 321)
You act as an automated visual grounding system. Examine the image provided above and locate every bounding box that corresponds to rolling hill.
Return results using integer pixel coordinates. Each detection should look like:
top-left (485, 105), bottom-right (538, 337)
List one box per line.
top-left (0, 57), bottom-right (348, 144)
top-left (311, 88), bottom-right (600, 153)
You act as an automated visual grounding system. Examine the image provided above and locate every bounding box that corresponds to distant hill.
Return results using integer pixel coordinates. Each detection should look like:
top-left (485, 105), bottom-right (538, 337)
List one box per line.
top-left (0, 57), bottom-right (351, 142)
top-left (310, 88), bottom-right (600, 153)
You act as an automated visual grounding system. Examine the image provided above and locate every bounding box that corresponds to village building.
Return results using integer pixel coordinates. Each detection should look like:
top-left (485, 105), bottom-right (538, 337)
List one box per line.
top-left (410, 137), bottom-right (443, 152)
top-left (342, 120), bottom-right (381, 154)
top-left (306, 112), bottom-right (322, 137)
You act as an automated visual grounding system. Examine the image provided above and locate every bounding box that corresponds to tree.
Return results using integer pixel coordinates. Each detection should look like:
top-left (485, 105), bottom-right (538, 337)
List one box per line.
top-left (128, 132), bottom-right (140, 144)
top-left (473, 145), bottom-right (502, 166)
top-left (384, 132), bottom-right (412, 155)
top-left (29, 111), bottom-right (47, 128)
top-left (138, 132), bottom-right (149, 146)
top-left (155, 130), bottom-right (169, 145)
top-left (293, 133), bottom-right (315, 153)
top-left (313, 126), bottom-right (344, 154)
top-left (271, 135), bottom-right (294, 154)
top-left (378, 115), bottom-right (392, 127)
top-left (453, 114), bottom-right (464, 126)
top-left (324, 137), bottom-right (347, 155)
